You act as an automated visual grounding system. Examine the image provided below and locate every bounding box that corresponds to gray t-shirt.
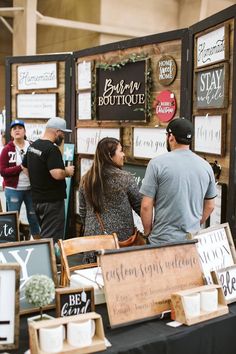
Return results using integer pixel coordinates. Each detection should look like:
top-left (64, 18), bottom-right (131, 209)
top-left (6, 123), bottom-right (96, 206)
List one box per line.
top-left (140, 149), bottom-right (216, 244)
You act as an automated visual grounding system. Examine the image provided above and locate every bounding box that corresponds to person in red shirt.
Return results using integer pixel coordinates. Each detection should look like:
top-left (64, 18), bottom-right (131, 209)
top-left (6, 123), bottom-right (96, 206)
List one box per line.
top-left (0, 120), bottom-right (40, 238)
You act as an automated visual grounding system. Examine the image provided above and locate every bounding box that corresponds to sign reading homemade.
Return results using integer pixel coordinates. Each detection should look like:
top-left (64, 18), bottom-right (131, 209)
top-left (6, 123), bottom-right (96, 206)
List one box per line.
top-left (96, 60), bottom-right (147, 121)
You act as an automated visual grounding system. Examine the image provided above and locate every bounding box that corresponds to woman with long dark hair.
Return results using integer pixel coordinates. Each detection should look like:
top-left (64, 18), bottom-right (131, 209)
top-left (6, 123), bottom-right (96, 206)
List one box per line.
top-left (79, 137), bottom-right (142, 241)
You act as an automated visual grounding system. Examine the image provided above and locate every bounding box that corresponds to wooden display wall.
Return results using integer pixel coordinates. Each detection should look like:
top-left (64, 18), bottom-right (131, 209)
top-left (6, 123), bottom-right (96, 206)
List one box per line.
top-left (74, 35), bottom-right (186, 226)
top-left (191, 17), bottom-right (235, 227)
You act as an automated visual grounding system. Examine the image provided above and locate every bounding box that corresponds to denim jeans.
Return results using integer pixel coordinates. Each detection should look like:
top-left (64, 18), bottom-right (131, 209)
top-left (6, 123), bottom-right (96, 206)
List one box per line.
top-left (5, 188), bottom-right (40, 236)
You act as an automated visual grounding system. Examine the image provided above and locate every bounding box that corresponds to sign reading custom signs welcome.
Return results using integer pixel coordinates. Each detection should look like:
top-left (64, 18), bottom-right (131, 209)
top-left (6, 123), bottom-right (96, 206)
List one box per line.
top-left (99, 241), bottom-right (203, 327)
top-left (96, 60), bottom-right (147, 121)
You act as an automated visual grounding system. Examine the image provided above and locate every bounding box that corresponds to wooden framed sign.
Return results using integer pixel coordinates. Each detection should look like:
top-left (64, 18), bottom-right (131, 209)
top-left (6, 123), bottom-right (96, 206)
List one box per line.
top-left (190, 223), bottom-right (236, 284)
top-left (77, 127), bottom-right (120, 154)
top-left (96, 59), bottom-right (147, 121)
top-left (55, 287), bottom-right (95, 317)
top-left (195, 63), bottom-right (228, 109)
top-left (157, 55), bottom-right (177, 86)
top-left (80, 157), bottom-right (93, 177)
top-left (24, 122), bottom-right (47, 142)
top-left (16, 93), bottom-right (57, 119)
top-left (0, 212), bottom-right (20, 243)
top-left (209, 183), bottom-right (227, 226)
top-left (0, 263), bottom-right (20, 351)
top-left (77, 61), bottom-right (92, 90)
top-left (196, 24), bottom-right (229, 68)
top-left (99, 241), bottom-right (204, 327)
top-left (133, 127), bottom-right (167, 159)
top-left (0, 239), bottom-right (58, 314)
top-left (17, 62), bottom-right (57, 90)
top-left (212, 265), bottom-right (236, 304)
top-left (193, 114), bottom-right (226, 156)
top-left (77, 92), bottom-right (92, 120)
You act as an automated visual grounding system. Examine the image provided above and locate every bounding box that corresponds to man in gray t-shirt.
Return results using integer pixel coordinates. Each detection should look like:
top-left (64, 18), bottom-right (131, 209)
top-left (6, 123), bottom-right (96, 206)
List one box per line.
top-left (140, 118), bottom-right (216, 245)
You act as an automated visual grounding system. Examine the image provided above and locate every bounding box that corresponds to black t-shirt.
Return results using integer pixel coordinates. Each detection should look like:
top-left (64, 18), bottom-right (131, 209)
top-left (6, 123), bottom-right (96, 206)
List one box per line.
top-left (23, 139), bottom-right (66, 202)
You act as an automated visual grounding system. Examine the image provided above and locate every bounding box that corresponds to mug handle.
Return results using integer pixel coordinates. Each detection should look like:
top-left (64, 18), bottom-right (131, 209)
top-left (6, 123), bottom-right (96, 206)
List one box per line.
top-left (90, 319), bottom-right (96, 338)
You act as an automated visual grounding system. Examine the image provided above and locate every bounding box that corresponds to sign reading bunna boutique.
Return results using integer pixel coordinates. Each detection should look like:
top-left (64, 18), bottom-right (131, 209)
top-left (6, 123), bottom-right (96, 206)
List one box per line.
top-left (96, 60), bottom-right (147, 121)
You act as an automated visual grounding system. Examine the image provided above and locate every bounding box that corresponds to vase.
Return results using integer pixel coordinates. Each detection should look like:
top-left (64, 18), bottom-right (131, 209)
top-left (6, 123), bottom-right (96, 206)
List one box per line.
top-left (27, 313), bottom-right (54, 323)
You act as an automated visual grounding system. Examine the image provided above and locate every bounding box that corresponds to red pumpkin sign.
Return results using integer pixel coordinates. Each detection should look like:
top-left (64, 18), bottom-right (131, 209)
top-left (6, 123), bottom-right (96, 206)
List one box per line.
top-left (155, 90), bottom-right (177, 122)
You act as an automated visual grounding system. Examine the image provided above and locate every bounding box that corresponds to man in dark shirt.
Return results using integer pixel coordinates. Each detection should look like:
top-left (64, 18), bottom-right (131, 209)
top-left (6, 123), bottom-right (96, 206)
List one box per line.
top-left (23, 117), bottom-right (74, 242)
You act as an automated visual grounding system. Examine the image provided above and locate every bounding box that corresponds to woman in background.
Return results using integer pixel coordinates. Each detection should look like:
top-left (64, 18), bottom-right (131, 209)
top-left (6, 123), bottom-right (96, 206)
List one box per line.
top-left (79, 137), bottom-right (142, 241)
top-left (0, 119), bottom-right (40, 239)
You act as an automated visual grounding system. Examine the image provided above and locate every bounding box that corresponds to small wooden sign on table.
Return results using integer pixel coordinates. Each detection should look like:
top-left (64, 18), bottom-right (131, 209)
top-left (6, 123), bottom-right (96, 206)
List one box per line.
top-left (0, 263), bottom-right (20, 351)
top-left (56, 287), bottom-right (95, 317)
top-left (99, 240), bottom-right (204, 328)
top-left (212, 265), bottom-right (236, 304)
top-left (189, 223), bottom-right (236, 284)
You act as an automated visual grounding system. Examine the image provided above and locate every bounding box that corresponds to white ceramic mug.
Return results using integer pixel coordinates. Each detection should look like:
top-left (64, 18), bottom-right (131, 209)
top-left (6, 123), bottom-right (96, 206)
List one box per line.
top-left (67, 319), bottom-right (95, 348)
top-left (39, 325), bottom-right (65, 353)
top-left (182, 292), bottom-right (200, 318)
top-left (200, 289), bottom-right (218, 312)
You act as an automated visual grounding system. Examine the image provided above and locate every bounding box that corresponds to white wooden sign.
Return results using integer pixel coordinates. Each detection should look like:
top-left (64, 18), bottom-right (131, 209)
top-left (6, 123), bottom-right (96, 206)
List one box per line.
top-left (24, 122), bottom-right (46, 142)
top-left (192, 223), bottom-right (236, 284)
top-left (133, 128), bottom-right (167, 159)
top-left (80, 158), bottom-right (93, 176)
top-left (17, 94), bottom-right (57, 119)
top-left (212, 265), bottom-right (236, 304)
top-left (78, 61), bottom-right (92, 90)
top-left (209, 183), bottom-right (224, 226)
top-left (194, 115), bottom-right (223, 155)
top-left (78, 92), bottom-right (92, 120)
top-left (197, 26), bottom-right (226, 68)
top-left (17, 63), bottom-right (57, 90)
top-left (77, 128), bottom-right (120, 154)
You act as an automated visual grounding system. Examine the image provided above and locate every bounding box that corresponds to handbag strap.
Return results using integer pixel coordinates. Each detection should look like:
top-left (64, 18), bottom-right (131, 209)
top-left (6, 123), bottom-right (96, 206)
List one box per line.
top-left (95, 212), bottom-right (108, 234)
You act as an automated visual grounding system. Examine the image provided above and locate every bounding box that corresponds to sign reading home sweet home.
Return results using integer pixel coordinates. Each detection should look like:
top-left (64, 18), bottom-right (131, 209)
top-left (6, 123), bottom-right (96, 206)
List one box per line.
top-left (99, 241), bottom-right (203, 327)
top-left (157, 55), bottom-right (177, 86)
top-left (0, 212), bottom-right (19, 243)
top-left (196, 64), bottom-right (228, 109)
top-left (55, 287), bottom-right (95, 317)
top-left (96, 60), bottom-right (147, 121)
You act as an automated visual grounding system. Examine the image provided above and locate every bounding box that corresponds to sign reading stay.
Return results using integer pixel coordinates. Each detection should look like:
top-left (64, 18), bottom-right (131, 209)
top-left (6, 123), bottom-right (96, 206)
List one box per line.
top-left (196, 64), bottom-right (228, 109)
top-left (0, 212), bottom-right (19, 243)
top-left (99, 241), bottom-right (203, 327)
top-left (96, 60), bottom-right (147, 121)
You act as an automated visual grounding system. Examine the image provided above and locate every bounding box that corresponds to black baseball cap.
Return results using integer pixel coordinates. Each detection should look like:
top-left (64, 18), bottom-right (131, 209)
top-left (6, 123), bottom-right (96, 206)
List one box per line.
top-left (166, 117), bottom-right (193, 143)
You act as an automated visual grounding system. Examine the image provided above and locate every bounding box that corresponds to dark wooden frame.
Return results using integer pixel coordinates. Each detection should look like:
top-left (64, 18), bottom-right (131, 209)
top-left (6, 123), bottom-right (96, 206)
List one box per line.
top-left (0, 211), bottom-right (20, 243)
top-left (0, 239), bottom-right (58, 315)
top-left (55, 286), bottom-right (95, 317)
top-left (0, 263), bottom-right (20, 351)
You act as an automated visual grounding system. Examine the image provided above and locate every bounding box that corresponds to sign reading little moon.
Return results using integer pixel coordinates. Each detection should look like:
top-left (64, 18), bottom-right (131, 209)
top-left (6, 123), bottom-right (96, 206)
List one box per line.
top-left (196, 26), bottom-right (227, 68)
top-left (157, 56), bottom-right (177, 86)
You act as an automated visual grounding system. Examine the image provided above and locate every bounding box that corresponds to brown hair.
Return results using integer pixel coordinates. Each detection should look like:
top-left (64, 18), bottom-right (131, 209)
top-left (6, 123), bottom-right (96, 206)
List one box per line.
top-left (81, 137), bottom-right (121, 212)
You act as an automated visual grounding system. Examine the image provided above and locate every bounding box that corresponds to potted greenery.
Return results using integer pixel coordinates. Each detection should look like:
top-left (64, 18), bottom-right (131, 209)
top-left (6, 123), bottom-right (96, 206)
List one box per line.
top-left (25, 274), bottom-right (55, 321)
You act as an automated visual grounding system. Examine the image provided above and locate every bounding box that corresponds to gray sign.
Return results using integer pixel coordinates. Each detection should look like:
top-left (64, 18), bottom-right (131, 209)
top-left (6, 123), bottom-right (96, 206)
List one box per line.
top-left (196, 65), bottom-right (227, 109)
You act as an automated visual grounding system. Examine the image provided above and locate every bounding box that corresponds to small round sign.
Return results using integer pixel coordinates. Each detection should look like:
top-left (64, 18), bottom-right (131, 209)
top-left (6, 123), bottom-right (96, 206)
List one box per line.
top-left (155, 90), bottom-right (177, 122)
top-left (157, 55), bottom-right (177, 86)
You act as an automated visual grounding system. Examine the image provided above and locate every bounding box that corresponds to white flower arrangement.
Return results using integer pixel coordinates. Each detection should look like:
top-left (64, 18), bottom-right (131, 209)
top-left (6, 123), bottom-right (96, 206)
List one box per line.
top-left (25, 275), bottom-right (55, 317)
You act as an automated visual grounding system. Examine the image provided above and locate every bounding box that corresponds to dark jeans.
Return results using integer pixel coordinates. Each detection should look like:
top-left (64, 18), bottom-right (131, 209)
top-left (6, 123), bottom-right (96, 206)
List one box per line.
top-left (34, 200), bottom-right (65, 242)
top-left (5, 188), bottom-right (40, 236)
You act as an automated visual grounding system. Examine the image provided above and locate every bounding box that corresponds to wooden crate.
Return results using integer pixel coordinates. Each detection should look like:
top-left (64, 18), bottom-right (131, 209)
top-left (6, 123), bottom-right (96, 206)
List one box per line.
top-left (171, 284), bottom-right (229, 326)
top-left (28, 312), bottom-right (106, 354)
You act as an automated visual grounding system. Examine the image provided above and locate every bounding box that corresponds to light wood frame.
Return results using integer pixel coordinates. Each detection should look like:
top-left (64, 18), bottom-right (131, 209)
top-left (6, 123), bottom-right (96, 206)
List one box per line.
top-left (0, 263), bottom-right (20, 351)
top-left (0, 239), bottom-right (58, 314)
top-left (211, 265), bottom-right (236, 304)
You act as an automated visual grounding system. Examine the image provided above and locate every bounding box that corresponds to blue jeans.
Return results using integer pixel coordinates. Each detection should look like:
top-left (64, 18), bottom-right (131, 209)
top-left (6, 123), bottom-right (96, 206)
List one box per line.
top-left (5, 188), bottom-right (40, 236)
